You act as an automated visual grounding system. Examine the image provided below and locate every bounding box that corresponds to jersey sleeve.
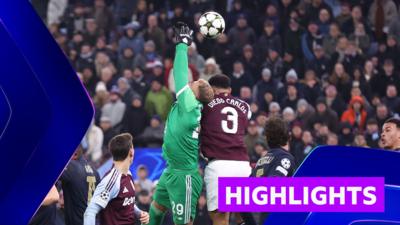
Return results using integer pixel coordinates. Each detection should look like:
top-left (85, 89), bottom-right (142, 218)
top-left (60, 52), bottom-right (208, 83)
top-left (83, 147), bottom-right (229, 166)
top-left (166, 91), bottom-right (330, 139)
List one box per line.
top-left (90, 169), bottom-right (121, 208)
top-left (270, 155), bottom-right (295, 177)
top-left (174, 43), bottom-right (198, 112)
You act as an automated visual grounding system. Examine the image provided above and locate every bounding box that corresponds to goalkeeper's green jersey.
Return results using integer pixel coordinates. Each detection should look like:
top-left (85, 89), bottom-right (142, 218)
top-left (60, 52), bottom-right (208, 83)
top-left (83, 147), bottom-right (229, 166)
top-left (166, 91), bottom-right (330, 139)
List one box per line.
top-left (162, 43), bottom-right (202, 170)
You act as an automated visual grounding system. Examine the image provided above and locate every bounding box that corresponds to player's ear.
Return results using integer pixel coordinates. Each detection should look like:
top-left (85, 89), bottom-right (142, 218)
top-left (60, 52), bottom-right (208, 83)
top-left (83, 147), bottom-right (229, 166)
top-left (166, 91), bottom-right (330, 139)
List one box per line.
top-left (228, 87), bottom-right (232, 94)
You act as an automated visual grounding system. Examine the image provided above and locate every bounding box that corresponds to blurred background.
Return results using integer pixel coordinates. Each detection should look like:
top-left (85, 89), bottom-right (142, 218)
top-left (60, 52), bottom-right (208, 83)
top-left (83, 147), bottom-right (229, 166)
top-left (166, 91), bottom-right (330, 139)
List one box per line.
top-left (31, 0), bottom-right (400, 224)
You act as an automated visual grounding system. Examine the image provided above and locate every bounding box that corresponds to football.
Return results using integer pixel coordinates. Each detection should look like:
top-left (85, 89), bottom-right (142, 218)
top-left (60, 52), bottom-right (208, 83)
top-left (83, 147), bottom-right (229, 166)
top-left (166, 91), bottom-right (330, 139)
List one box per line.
top-left (198, 11), bottom-right (225, 38)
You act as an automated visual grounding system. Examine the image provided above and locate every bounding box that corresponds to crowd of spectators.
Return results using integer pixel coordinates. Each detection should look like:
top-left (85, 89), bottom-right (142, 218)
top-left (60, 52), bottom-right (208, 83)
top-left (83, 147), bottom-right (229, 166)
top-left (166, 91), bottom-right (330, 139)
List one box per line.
top-left (33, 0), bottom-right (400, 224)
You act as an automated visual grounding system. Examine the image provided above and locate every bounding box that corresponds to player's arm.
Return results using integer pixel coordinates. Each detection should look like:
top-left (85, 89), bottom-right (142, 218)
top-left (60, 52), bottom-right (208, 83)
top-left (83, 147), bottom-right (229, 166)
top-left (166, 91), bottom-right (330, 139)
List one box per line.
top-left (41, 185), bottom-right (59, 206)
top-left (173, 23), bottom-right (198, 112)
top-left (84, 170), bottom-right (121, 225)
top-left (134, 205), bottom-right (150, 224)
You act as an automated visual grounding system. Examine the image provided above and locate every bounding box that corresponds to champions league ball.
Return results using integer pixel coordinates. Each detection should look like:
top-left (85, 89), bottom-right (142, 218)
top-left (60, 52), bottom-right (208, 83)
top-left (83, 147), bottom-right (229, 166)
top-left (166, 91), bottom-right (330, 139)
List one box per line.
top-left (198, 11), bottom-right (225, 38)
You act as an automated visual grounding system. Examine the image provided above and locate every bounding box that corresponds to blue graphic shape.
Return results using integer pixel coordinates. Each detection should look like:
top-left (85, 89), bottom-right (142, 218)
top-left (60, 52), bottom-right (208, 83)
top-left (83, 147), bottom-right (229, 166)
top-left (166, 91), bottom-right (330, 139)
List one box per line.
top-left (303, 186), bottom-right (400, 225)
top-left (265, 146), bottom-right (400, 225)
top-left (0, 1), bottom-right (93, 224)
top-left (98, 148), bottom-right (166, 181)
top-left (0, 86), bottom-right (12, 138)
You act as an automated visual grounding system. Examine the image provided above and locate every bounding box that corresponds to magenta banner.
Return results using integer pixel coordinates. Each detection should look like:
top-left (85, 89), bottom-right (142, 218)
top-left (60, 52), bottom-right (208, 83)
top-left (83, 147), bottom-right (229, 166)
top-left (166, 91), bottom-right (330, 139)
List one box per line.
top-left (218, 177), bottom-right (385, 212)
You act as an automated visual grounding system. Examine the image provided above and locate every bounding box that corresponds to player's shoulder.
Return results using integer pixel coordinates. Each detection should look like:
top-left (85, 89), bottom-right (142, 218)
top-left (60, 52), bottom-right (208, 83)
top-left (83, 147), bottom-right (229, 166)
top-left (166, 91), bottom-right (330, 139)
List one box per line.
top-left (100, 168), bottom-right (122, 188)
top-left (272, 148), bottom-right (295, 161)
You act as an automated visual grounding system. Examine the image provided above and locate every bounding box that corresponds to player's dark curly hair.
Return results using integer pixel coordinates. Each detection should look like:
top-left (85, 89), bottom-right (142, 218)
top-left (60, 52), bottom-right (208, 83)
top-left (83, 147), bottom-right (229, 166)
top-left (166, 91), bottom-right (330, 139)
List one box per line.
top-left (198, 80), bottom-right (214, 103)
top-left (208, 74), bottom-right (231, 89)
top-left (109, 133), bottom-right (133, 161)
top-left (384, 117), bottom-right (400, 128)
top-left (264, 116), bottom-right (289, 148)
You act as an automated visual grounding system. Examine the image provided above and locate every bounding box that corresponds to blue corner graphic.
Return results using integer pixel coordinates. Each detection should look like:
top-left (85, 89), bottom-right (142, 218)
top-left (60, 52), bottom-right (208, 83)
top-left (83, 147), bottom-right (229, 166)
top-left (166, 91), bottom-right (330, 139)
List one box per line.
top-left (0, 1), bottom-right (93, 224)
top-left (264, 146), bottom-right (400, 225)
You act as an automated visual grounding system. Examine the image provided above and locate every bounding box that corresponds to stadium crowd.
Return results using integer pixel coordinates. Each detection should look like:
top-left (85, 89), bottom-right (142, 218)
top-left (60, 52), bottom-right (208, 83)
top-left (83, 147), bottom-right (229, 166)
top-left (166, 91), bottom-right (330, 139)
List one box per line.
top-left (32, 0), bottom-right (400, 224)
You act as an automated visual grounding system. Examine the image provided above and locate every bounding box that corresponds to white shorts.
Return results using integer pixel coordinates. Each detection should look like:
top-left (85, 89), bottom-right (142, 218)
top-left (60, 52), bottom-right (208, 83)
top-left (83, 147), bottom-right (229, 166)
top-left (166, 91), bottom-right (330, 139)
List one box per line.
top-left (204, 160), bottom-right (252, 211)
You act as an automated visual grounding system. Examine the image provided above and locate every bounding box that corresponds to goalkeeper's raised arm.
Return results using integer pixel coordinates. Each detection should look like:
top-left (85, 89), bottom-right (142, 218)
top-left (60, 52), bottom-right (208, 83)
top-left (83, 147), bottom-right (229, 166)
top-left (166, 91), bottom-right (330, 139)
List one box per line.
top-left (172, 22), bottom-right (214, 111)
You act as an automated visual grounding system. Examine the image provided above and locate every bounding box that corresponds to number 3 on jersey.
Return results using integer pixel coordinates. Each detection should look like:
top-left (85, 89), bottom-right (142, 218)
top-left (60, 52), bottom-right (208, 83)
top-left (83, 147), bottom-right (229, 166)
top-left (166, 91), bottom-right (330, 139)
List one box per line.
top-left (221, 106), bottom-right (238, 134)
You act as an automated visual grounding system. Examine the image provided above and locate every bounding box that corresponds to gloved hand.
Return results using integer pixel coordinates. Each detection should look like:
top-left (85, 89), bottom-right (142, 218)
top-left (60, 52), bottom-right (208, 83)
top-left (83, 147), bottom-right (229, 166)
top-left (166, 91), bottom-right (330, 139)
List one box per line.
top-left (174, 22), bottom-right (193, 46)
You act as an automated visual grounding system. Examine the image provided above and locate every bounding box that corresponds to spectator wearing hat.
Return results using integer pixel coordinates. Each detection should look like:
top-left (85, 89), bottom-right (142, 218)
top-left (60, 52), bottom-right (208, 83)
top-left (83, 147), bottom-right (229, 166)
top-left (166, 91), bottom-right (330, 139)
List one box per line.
top-left (99, 116), bottom-right (117, 154)
top-left (147, 60), bottom-right (165, 82)
top-left (256, 20), bottom-right (282, 62)
top-left (118, 21), bottom-right (144, 56)
top-left (365, 118), bottom-right (380, 148)
top-left (301, 20), bottom-right (324, 62)
top-left (76, 43), bottom-right (95, 72)
top-left (99, 66), bottom-right (117, 90)
top-left (228, 14), bottom-right (257, 56)
top-left (308, 97), bottom-right (339, 132)
top-left (117, 77), bottom-right (137, 106)
top-left (144, 79), bottom-right (173, 121)
top-left (101, 86), bottom-right (126, 129)
top-left (143, 14), bottom-right (165, 55)
top-left (199, 58), bottom-right (221, 81)
top-left (121, 94), bottom-right (148, 138)
top-left (341, 96), bottom-right (368, 131)
top-left (277, 69), bottom-right (303, 102)
top-left (136, 115), bottom-right (165, 148)
top-left (230, 61), bottom-right (254, 96)
top-left (133, 40), bottom-right (162, 71)
top-left (324, 84), bottom-right (346, 117)
top-left (338, 122), bottom-right (354, 146)
top-left (282, 107), bottom-right (296, 126)
top-left (261, 45), bottom-right (284, 79)
top-left (296, 99), bottom-right (315, 126)
top-left (244, 120), bottom-right (265, 163)
top-left (130, 67), bottom-right (150, 99)
top-left (308, 44), bottom-right (330, 78)
top-left (253, 68), bottom-right (280, 109)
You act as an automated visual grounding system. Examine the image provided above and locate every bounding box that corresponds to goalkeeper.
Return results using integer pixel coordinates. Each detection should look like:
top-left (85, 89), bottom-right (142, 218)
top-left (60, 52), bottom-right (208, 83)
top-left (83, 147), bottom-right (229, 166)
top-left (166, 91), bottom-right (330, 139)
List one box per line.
top-left (147, 22), bottom-right (214, 225)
